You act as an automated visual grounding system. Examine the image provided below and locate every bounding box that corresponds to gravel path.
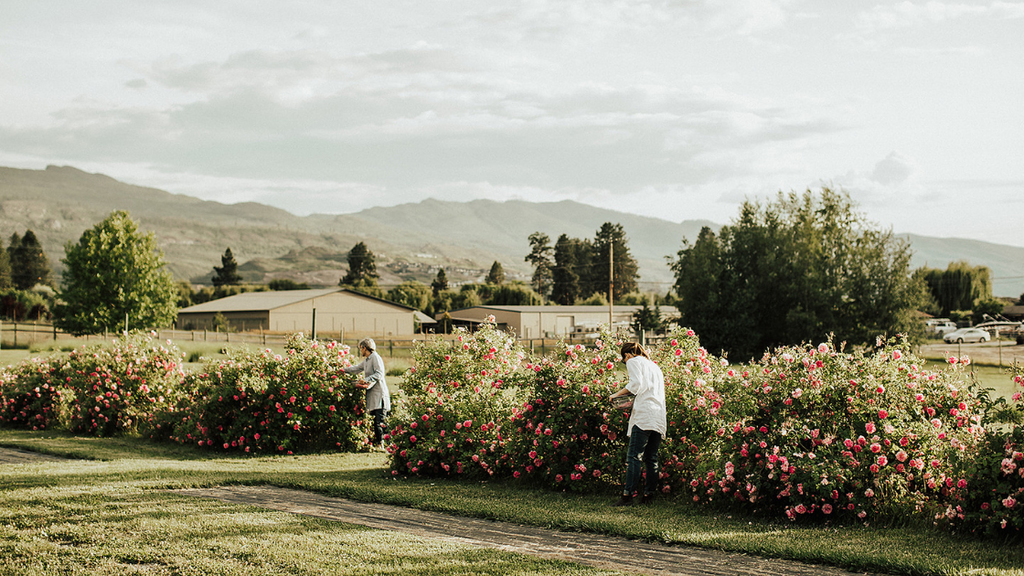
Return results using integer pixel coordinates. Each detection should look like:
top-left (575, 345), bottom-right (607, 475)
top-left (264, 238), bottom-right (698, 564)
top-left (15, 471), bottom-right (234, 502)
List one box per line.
top-left (175, 485), bottom-right (883, 576)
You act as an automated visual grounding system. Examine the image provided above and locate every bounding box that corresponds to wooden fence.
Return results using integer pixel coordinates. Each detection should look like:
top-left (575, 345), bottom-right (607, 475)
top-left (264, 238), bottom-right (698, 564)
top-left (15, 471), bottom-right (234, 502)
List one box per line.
top-left (0, 322), bottom-right (611, 359)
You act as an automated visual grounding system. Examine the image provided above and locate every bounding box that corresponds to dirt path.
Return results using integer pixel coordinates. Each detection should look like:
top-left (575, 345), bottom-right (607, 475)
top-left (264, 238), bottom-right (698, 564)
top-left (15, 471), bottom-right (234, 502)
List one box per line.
top-left (175, 485), bottom-right (882, 576)
top-left (0, 445), bottom-right (70, 464)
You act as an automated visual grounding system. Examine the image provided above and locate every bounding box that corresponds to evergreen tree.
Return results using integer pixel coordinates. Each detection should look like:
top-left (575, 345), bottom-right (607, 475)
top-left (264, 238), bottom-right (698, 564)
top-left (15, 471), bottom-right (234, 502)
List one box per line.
top-left (431, 268), bottom-right (449, 297)
top-left (590, 223), bottom-right (638, 302)
top-left (211, 247), bottom-right (242, 287)
top-left (54, 211), bottom-right (177, 335)
top-left (0, 237), bottom-right (12, 290)
top-left (341, 242), bottom-right (379, 286)
top-left (10, 230), bottom-right (52, 290)
top-left (630, 301), bottom-right (663, 338)
top-left (525, 232), bottom-right (553, 301)
top-left (551, 234), bottom-right (582, 305)
top-left (485, 261), bottom-right (505, 285)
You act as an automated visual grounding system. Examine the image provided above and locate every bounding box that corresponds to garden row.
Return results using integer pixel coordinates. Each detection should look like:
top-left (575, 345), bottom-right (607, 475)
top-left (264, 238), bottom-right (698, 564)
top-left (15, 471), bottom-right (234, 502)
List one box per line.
top-left (1, 325), bottom-right (1022, 536)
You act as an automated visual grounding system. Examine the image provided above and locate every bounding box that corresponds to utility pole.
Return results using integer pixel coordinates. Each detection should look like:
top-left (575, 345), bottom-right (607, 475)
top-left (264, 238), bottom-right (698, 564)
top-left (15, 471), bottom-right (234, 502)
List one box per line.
top-left (608, 242), bottom-right (614, 329)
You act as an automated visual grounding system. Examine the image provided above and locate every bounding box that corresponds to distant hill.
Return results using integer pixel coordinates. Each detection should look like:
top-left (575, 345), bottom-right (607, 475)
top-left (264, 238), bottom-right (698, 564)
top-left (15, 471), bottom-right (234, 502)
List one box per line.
top-left (1, 165), bottom-right (1022, 297)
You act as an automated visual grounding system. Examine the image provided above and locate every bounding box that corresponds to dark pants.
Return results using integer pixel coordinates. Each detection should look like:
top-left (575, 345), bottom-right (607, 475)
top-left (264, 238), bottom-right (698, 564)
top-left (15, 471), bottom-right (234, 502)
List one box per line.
top-left (623, 425), bottom-right (662, 497)
top-left (370, 408), bottom-right (388, 444)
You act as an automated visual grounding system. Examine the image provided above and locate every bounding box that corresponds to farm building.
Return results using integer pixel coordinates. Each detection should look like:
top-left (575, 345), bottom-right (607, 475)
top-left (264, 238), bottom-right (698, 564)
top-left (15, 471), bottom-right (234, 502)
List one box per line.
top-left (441, 304), bottom-right (679, 339)
top-left (177, 288), bottom-right (432, 336)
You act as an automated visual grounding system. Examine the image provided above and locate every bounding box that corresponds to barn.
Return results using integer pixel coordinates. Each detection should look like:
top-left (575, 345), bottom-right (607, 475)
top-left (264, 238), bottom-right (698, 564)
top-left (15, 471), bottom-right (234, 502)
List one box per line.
top-left (177, 288), bottom-right (430, 336)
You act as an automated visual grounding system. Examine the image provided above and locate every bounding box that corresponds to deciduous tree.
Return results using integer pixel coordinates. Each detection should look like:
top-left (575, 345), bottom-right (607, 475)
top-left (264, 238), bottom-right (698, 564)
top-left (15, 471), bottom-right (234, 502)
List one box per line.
top-left (55, 211), bottom-right (178, 335)
top-left (670, 188), bottom-right (926, 360)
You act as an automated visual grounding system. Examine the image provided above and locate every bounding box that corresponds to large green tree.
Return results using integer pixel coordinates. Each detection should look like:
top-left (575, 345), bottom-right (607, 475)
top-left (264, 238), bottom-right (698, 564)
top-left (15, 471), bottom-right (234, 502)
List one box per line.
top-left (916, 261), bottom-right (993, 316)
top-left (211, 247), bottom-right (242, 287)
top-left (10, 230), bottom-right (52, 290)
top-left (54, 211), bottom-right (178, 335)
top-left (670, 188), bottom-right (926, 360)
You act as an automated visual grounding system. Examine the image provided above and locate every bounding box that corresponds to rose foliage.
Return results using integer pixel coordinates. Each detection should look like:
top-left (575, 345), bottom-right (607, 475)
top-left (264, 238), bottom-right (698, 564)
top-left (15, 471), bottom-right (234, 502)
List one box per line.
top-left (385, 323), bottom-right (1024, 535)
top-left (0, 332), bottom-right (186, 436)
top-left (150, 334), bottom-right (371, 454)
top-left (3, 325), bottom-right (1023, 536)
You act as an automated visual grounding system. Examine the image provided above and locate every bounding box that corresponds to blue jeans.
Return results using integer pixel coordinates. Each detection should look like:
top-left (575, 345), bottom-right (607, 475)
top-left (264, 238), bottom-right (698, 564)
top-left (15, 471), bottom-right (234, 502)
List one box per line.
top-left (623, 426), bottom-right (662, 497)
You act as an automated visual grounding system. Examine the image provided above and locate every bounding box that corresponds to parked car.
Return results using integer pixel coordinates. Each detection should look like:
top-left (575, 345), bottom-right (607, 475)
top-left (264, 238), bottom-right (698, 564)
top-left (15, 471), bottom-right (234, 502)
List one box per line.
top-left (925, 318), bottom-right (958, 336)
top-left (943, 327), bottom-right (991, 344)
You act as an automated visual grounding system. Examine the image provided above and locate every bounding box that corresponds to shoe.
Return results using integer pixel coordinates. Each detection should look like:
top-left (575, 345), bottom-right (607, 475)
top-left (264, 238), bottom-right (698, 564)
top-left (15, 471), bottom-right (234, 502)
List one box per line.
top-left (639, 494), bottom-right (654, 505)
top-left (611, 494), bottom-right (633, 507)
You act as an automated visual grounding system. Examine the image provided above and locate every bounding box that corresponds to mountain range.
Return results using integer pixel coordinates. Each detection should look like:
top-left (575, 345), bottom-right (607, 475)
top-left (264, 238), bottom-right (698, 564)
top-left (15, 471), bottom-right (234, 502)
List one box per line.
top-left (1, 164), bottom-right (1022, 298)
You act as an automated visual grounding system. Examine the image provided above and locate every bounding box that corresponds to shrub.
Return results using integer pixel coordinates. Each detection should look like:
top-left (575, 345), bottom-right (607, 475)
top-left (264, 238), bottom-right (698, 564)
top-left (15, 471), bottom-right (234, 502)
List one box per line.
top-left (936, 366), bottom-right (1024, 535)
top-left (153, 334), bottom-right (370, 454)
top-left (62, 332), bottom-right (188, 436)
top-left (661, 336), bottom-right (989, 525)
top-left (388, 320), bottom-right (530, 478)
top-left (0, 357), bottom-right (65, 430)
top-left (505, 331), bottom-right (628, 490)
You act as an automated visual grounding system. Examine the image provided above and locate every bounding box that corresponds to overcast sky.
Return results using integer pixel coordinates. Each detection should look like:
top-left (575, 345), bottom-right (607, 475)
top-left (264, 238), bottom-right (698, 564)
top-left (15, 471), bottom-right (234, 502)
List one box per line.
top-left (2, 1), bottom-right (1022, 247)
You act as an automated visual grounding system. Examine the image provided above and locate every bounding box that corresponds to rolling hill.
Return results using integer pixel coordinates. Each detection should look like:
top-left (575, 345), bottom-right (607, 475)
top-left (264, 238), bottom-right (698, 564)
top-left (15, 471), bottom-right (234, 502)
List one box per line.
top-left (1, 164), bottom-right (1022, 297)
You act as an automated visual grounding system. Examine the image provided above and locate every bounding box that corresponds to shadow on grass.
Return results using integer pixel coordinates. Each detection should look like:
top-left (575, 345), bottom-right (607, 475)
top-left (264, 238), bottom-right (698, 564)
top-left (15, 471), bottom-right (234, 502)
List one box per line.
top-left (4, 429), bottom-right (1024, 576)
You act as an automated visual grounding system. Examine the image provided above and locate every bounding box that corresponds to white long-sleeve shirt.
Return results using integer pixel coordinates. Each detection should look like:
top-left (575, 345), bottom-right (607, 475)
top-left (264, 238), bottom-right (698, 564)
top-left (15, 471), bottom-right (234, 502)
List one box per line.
top-left (624, 356), bottom-right (667, 436)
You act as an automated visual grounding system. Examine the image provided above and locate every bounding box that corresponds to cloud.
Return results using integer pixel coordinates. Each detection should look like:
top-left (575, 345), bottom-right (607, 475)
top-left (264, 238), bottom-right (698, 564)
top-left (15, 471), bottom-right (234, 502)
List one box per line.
top-left (870, 151), bottom-right (915, 185)
top-left (0, 45), bottom-right (845, 200)
top-left (856, 1), bottom-right (1022, 32)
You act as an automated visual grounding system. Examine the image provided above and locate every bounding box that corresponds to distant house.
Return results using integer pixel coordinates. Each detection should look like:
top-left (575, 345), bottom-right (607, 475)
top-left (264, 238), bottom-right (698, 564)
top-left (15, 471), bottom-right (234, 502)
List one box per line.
top-left (177, 288), bottom-right (432, 336)
top-left (440, 305), bottom-right (679, 339)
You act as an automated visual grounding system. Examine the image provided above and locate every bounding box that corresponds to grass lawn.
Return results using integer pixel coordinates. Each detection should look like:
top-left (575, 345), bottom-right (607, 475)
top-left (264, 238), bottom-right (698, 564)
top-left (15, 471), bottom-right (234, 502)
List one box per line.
top-left (2, 432), bottom-right (1023, 576)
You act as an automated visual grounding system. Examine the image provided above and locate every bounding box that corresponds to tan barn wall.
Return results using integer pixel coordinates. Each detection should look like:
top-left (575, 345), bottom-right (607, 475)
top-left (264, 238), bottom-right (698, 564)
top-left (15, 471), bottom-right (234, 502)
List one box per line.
top-left (271, 292), bottom-right (413, 336)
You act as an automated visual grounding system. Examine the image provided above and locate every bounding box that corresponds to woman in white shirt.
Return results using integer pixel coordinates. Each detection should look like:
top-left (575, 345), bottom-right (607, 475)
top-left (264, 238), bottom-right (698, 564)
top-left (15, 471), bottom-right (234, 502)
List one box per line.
top-left (609, 342), bottom-right (667, 506)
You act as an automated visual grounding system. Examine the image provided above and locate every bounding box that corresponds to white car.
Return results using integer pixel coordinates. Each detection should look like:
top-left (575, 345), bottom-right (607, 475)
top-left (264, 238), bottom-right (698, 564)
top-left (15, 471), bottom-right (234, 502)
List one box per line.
top-left (943, 327), bottom-right (990, 344)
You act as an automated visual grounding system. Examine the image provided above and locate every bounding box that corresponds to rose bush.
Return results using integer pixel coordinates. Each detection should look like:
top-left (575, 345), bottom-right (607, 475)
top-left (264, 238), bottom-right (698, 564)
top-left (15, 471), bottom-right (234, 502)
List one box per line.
top-left (387, 319), bottom-right (530, 479)
top-left (665, 337), bottom-right (988, 524)
top-left (0, 357), bottom-right (65, 430)
top-left (151, 334), bottom-right (370, 454)
top-left (62, 332), bottom-right (188, 436)
top-left (505, 332), bottom-right (628, 490)
top-left (935, 365), bottom-right (1024, 534)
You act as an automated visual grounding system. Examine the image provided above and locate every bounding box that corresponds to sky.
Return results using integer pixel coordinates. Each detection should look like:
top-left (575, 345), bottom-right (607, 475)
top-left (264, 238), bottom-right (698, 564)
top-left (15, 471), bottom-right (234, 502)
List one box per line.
top-left (2, 1), bottom-right (1022, 248)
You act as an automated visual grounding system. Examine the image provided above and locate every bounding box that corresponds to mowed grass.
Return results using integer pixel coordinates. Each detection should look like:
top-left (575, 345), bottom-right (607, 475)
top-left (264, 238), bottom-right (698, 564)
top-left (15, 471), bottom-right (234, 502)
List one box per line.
top-left (2, 432), bottom-right (1024, 576)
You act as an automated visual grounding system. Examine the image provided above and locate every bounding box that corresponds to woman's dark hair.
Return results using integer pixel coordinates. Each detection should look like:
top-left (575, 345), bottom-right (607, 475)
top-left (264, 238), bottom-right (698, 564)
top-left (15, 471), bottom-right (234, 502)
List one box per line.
top-left (620, 342), bottom-right (650, 360)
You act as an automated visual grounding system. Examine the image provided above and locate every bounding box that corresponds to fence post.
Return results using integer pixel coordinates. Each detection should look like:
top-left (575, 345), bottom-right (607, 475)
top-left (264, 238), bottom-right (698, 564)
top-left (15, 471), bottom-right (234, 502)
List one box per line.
top-left (13, 323), bottom-right (17, 348)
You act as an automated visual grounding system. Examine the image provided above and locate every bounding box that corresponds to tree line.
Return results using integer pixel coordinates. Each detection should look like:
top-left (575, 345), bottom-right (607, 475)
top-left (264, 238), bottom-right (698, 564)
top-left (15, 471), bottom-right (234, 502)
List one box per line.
top-left (4, 189), bottom-right (1019, 359)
